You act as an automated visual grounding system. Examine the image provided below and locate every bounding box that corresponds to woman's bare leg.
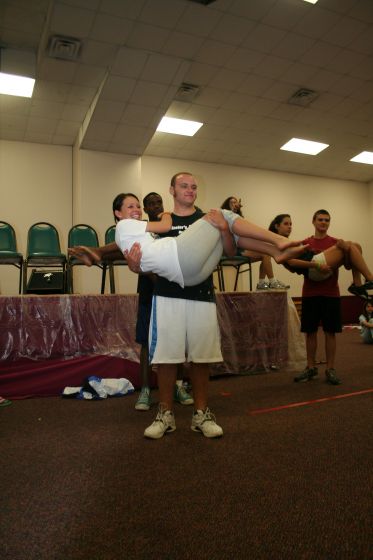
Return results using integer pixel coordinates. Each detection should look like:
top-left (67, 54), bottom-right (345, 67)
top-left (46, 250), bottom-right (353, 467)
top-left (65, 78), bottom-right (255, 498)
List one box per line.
top-left (323, 242), bottom-right (373, 281)
top-left (206, 210), bottom-right (306, 261)
top-left (232, 216), bottom-right (303, 251)
top-left (260, 255), bottom-right (274, 278)
top-left (237, 237), bottom-right (308, 263)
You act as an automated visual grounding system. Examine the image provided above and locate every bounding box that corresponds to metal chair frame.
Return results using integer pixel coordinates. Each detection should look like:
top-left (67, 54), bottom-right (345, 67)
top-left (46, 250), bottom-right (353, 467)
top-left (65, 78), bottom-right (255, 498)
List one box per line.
top-left (216, 255), bottom-right (255, 292)
top-left (67, 223), bottom-right (102, 294)
top-left (23, 222), bottom-right (67, 294)
top-left (101, 225), bottom-right (127, 294)
top-left (0, 221), bottom-right (23, 294)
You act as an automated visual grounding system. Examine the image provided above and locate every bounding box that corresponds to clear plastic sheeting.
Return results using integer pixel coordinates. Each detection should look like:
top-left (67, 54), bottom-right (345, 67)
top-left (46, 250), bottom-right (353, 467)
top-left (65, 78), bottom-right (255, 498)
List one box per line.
top-left (0, 292), bottom-right (293, 374)
top-left (0, 294), bottom-right (140, 362)
top-left (212, 291), bottom-right (289, 375)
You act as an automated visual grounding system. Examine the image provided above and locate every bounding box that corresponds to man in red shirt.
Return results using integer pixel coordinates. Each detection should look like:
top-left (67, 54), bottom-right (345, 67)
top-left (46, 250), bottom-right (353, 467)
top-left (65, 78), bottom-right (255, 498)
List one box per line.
top-left (294, 209), bottom-right (342, 385)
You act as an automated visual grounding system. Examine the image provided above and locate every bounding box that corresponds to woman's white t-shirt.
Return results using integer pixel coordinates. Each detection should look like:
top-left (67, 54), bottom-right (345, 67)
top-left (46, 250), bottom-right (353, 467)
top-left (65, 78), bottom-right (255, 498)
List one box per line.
top-left (115, 219), bottom-right (184, 287)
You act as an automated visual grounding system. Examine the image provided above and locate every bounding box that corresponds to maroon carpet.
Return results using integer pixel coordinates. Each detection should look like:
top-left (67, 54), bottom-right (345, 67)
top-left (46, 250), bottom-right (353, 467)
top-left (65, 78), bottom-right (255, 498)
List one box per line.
top-left (2, 329), bottom-right (372, 560)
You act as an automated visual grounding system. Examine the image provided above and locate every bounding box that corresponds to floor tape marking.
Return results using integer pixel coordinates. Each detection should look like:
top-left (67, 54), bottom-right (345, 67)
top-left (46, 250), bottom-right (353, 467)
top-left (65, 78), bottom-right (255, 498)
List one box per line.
top-left (249, 388), bottom-right (373, 415)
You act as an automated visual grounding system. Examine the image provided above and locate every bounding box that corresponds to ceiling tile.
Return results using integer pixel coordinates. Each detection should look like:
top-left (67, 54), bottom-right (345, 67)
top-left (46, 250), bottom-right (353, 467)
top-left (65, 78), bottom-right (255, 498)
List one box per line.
top-left (2, 0), bottom-right (373, 182)
top-left (261, 1), bottom-right (307, 30)
top-left (140, 54), bottom-right (185, 85)
top-left (224, 47), bottom-right (265, 73)
top-left (209, 13), bottom-right (256, 45)
top-left (49, 2), bottom-right (95, 37)
top-left (89, 13), bottom-right (133, 44)
top-left (139, 0), bottom-right (186, 29)
top-left (161, 31), bottom-right (205, 59)
top-left (300, 41), bottom-right (341, 67)
top-left (194, 39), bottom-right (236, 66)
top-left (241, 23), bottom-right (287, 53)
top-left (101, 75), bottom-right (136, 102)
top-left (229, 0), bottom-right (277, 22)
top-left (129, 81), bottom-right (171, 107)
top-left (176, 4), bottom-right (222, 37)
top-left (92, 99), bottom-right (125, 122)
top-left (293, 6), bottom-right (342, 39)
top-left (99, 0), bottom-right (146, 20)
top-left (126, 22), bottom-right (169, 51)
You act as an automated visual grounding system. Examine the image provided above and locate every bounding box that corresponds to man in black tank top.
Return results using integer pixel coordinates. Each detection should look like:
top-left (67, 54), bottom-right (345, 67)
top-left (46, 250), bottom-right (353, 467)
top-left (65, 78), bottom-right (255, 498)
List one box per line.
top-left (126, 172), bottom-right (236, 439)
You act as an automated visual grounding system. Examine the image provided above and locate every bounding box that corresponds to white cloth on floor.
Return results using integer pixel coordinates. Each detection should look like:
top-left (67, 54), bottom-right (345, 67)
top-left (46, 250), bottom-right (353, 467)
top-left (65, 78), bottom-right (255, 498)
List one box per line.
top-left (62, 376), bottom-right (134, 400)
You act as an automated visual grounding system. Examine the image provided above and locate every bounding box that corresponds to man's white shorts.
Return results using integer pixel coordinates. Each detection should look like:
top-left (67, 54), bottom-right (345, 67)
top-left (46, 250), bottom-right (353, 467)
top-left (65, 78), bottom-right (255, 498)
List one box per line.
top-left (148, 296), bottom-right (223, 364)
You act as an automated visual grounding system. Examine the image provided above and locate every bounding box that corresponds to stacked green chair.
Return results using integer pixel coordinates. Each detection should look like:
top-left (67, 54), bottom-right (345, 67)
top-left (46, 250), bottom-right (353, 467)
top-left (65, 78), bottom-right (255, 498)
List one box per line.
top-left (23, 222), bottom-right (67, 294)
top-left (101, 225), bottom-right (127, 294)
top-left (0, 221), bottom-right (23, 294)
top-left (67, 224), bottom-right (102, 293)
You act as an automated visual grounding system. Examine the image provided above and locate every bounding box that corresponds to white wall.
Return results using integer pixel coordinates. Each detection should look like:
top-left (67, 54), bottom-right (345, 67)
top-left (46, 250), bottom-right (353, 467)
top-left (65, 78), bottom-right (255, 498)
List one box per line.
top-left (141, 156), bottom-right (372, 295)
top-left (0, 140), bottom-right (72, 295)
top-left (71, 149), bottom-right (142, 294)
top-left (1, 141), bottom-right (372, 297)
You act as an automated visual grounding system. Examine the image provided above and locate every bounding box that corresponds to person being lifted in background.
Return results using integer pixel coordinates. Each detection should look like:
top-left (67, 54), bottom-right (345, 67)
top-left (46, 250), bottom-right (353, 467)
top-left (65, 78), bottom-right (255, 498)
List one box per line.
top-left (221, 196), bottom-right (289, 291)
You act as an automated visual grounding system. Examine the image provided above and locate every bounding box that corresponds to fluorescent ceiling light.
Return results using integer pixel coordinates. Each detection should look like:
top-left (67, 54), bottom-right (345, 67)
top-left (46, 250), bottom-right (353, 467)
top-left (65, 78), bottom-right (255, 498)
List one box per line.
top-left (0, 72), bottom-right (35, 97)
top-left (281, 138), bottom-right (329, 155)
top-left (302, 0), bottom-right (318, 4)
top-left (350, 151), bottom-right (373, 165)
top-left (157, 116), bottom-right (203, 136)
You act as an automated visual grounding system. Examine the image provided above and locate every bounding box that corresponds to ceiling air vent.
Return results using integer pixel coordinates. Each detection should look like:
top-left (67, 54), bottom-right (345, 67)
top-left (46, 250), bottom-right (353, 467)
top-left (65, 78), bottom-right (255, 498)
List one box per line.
top-left (47, 35), bottom-right (82, 61)
top-left (288, 88), bottom-right (319, 107)
top-left (175, 82), bottom-right (200, 102)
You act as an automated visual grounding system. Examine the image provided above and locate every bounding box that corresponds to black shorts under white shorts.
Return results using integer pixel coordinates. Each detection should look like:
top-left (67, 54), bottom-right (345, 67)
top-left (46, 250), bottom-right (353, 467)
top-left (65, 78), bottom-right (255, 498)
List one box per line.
top-left (135, 301), bottom-right (152, 345)
top-left (301, 296), bottom-right (342, 333)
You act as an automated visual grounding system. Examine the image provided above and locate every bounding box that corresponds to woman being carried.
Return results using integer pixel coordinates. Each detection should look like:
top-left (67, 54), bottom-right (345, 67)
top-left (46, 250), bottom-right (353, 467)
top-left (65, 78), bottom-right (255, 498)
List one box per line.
top-left (114, 194), bottom-right (307, 289)
top-left (221, 196), bottom-right (289, 290)
top-left (269, 213), bottom-right (373, 298)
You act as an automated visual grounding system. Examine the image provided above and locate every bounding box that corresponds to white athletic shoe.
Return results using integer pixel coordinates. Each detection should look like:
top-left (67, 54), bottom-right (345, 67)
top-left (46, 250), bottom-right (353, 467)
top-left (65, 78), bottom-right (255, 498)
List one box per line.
top-left (268, 279), bottom-right (290, 289)
top-left (191, 408), bottom-right (223, 438)
top-left (256, 281), bottom-right (270, 290)
top-left (144, 406), bottom-right (176, 439)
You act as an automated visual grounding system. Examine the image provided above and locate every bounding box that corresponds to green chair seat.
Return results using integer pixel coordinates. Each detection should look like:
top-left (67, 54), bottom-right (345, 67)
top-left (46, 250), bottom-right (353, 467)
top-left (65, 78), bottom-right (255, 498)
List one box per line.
top-left (24, 222), bottom-right (67, 294)
top-left (101, 224), bottom-right (127, 294)
top-left (0, 221), bottom-right (23, 293)
top-left (67, 224), bottom-right (102, 293)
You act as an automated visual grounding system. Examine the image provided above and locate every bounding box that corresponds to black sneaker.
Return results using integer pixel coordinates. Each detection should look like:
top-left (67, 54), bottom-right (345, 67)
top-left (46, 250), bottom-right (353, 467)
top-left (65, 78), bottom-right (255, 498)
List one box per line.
top-left (294, 366), bottom-right (318, 383)
top-left (325, 368), bottom-right (341, 385)
top-left (348, 284), bottom-right (368, 299)
top-left (362, 280), bottom-right (373, 291)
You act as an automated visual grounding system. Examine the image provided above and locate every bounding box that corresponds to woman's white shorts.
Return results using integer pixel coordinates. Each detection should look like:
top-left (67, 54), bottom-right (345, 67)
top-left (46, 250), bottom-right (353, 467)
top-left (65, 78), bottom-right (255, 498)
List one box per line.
top-left (308, 252), bottom-right (333, 281)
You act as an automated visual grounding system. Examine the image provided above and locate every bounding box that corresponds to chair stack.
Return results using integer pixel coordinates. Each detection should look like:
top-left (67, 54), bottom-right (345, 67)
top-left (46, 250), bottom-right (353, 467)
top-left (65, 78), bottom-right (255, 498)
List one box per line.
top-left (67, 224), bottom-right (102, 294)
top-left (23, 222), bottom-right (67, 294)
top-left (100, 225), bottom-right (127, 294)
top-left (0, 220), bottom-right (127, 295)
top-left (0, 221), bottom-right (23, 294)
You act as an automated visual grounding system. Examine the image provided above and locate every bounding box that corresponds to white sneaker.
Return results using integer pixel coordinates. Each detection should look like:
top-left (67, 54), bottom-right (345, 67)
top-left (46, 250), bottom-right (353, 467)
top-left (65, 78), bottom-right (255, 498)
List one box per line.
top-left (268, 279), bottom-right (290, 289)
top-left (256, 281), bottom-right (270, 290)
top-left (191, 408), bottom-right (223, 438)
top-left (144, 406), bottom-right (176, 439)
